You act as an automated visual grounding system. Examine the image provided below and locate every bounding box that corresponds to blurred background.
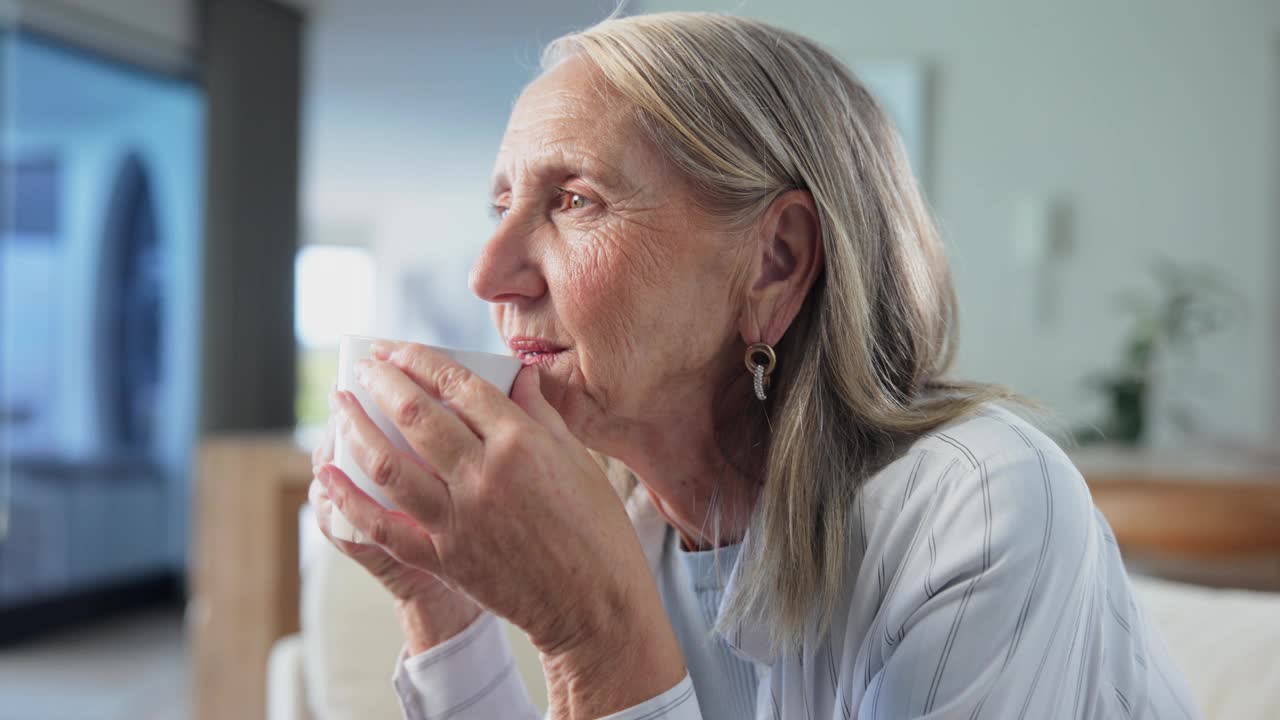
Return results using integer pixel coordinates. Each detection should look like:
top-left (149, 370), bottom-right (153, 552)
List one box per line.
top-left (0, 1), bottom-right (1277, 719)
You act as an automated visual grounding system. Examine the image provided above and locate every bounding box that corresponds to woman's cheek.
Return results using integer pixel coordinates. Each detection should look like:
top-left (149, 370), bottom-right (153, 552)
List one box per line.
top-left (565, 234), bottom-right (656, 369)
top-left (566, 260), bottom-right (638, 361)
top-left (564, 231), bottom-right (644, 329)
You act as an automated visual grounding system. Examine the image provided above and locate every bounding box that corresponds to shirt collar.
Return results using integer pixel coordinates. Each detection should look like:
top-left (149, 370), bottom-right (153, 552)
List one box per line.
top-left (627, 485), bottom-right (777, 665)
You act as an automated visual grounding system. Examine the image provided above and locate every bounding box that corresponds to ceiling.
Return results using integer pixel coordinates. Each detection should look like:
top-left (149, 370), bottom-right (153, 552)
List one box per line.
top-left (5, 31), bottom-right (194, 136)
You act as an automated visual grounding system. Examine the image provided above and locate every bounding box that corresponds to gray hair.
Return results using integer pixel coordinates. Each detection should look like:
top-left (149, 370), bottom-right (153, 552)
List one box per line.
top-left (547, 12), bottom-right (1016, 651)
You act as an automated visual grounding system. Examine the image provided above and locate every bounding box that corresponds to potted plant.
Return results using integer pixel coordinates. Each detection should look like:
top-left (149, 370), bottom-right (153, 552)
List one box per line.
top-left (1077, 258), bottom-right (1242, 446)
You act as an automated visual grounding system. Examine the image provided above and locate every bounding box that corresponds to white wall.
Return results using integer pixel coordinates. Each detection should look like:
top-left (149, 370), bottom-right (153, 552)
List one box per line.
top-left (642, 0), bottom-right (1280, 445)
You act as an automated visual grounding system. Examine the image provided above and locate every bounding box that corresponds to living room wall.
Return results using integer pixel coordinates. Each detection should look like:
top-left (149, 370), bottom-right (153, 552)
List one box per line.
top-left (640, 0), bottom-right (1280, 446)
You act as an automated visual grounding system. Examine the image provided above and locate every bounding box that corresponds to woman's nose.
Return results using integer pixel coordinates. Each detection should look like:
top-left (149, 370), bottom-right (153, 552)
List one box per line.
top-left (469, 223), bottom-right (547, 305)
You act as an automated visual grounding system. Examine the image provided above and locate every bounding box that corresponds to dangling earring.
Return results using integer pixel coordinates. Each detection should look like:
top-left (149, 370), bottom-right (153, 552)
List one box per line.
top-left (744, 342), bottom-right (776, 401)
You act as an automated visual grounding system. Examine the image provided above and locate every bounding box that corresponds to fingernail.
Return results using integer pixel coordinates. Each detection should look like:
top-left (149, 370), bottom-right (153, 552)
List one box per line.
top-left (316, 467), bottom-right (330, 487)
top-left (370, 341), bottom-right (392, 361)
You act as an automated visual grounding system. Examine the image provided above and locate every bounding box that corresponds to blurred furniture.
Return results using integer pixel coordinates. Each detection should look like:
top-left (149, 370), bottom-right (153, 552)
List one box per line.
top-left (190, 434), bottom-right (313, 720)
top-left (0, 458), bottom-right (168, 643)
top-left (1126, 575), bottom-right (1280, 717)
top-left (268, 519), bottom-right (547, 720)
top-left (187, 1), bottom-right (310, 715)
top-left (1074, 445), bottom-right (1280, 591)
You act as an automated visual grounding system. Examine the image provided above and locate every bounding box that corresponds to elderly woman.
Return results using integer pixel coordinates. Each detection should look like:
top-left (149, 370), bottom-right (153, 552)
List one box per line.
top-left (309, 12), bottom-right (1199, 720)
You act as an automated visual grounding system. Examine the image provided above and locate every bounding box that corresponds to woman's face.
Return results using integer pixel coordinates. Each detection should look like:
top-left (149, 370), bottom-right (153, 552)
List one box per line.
top-left (471, 55), bottom-right (748, 447)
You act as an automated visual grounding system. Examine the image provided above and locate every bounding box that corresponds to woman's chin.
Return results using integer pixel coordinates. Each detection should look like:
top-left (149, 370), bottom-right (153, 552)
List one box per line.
top-left (532, 354), bottom-right (580, 417)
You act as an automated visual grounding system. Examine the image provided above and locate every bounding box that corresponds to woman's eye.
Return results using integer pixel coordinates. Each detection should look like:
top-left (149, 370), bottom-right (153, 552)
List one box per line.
top-left (490, 204), bottom-right (510, 221)
top-left (557, 189), bottom-right (591, 212)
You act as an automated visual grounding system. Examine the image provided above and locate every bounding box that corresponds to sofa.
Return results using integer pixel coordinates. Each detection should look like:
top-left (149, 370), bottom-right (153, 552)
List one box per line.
top-left (268, 509), bottom-right (1280, 720)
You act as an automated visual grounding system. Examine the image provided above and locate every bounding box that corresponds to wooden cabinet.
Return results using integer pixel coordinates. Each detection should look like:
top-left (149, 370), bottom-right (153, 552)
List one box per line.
top-left (1074, 446), bottom-right (1280, 591)
top-left (189, 434), bottom-right (313, 720)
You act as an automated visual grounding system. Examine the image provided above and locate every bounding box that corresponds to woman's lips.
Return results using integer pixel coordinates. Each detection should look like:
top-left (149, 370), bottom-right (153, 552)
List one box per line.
top-left (517, 350), bottom-right (563, 367)
top-left (507, 336), bottom-right (567, 366)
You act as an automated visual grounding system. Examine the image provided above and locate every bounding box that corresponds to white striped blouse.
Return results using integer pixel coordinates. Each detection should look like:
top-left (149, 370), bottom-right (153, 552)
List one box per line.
top-left (392, 405), bottom-right (1202, 719)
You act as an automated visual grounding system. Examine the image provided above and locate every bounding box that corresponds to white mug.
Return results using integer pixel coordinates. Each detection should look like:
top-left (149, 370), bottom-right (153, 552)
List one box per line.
top-left (330, 334), bottom-right (523, 543)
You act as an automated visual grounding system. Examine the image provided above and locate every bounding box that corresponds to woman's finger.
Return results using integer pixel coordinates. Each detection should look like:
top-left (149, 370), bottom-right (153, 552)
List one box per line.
top-left (318, 464), bottom-right (442, 574)
top-left (309, 475), bottom-right (362, 548)
top-left (309, 475), bottom-right (360, 548)
top-left (310, 474), bottom-right (418, 570)
top-left (354, 359), bottom-right (481, 479)
top-left (308, 476), bottom-right (330, 524)
top-left (508, 366), bottom-right (569, 437)
top-left (311, 413), bottom-right (336, 469)
top-left (372, 341), bottom-right (515, 440)
top-left (335, 390), bottom-right (453, 529)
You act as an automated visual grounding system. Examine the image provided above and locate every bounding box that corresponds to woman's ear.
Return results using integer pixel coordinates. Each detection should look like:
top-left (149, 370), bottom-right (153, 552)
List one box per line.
top-left (739, 189), bottom-right (824, 344)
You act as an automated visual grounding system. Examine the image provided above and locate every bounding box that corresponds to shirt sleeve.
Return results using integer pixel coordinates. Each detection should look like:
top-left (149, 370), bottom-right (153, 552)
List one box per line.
top-left (392, 612), bottom-right (541, 720)
top-left (598, 673), bottom-right (702, 720)
top-left (858, 449), bottom-right (1104, 718)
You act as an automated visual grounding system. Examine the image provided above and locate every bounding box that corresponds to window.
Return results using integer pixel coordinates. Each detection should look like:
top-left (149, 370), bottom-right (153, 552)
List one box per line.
top-left (294, 244), bottom-right (376, 426)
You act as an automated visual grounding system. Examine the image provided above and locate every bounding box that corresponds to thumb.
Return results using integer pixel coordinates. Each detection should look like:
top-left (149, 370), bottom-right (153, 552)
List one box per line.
top-left (509, 365), bottom-right (567, 433)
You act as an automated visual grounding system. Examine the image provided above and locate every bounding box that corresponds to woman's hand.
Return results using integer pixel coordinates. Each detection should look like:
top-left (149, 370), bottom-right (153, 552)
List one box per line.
top-left (309, 409), bottom-right (480, 652)
top-left (314, 341), bottom-right (685, 716)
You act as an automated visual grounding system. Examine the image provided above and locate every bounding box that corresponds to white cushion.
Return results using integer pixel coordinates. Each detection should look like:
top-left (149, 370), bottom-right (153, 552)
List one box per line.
top-left (1131, 574), bottom-right (1280, 720)
top-left (300, 540), bottom-right (406, 720)
top-left (296, 507), bottom-right (548, 718)
top-left (267, 633), bottom-right (313, 720)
